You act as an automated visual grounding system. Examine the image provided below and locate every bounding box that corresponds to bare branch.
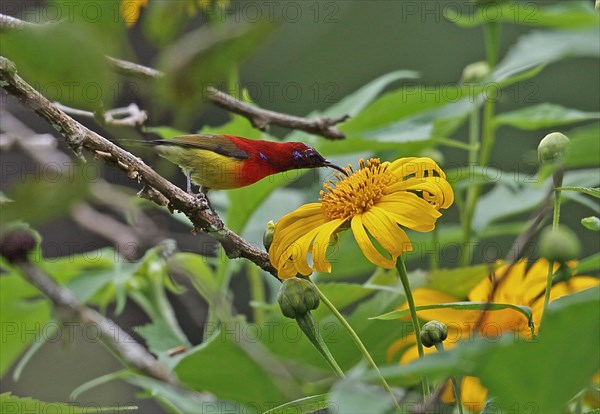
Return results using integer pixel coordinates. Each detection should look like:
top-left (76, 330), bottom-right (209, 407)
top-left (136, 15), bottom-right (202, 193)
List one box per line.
top-left (1, 13), bottom-right (349, 138)
top-left (97, 47), bottom-right (350, 140)
top-left (0, 55), bottom-right (277, 278)
top-left (14, 259), bottom-right (177, 384)
top-left (55, 102), bottom-right (148, 128)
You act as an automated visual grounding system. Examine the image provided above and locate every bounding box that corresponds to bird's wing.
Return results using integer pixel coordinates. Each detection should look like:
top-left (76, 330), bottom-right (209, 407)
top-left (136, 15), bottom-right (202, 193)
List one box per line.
top-left (153, 134), bottom-right (250, 160)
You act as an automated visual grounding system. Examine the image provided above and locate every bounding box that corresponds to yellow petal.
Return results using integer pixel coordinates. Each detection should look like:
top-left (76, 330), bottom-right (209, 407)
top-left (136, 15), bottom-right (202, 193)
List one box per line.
top-left (461, 376), bottom-right (488, 413)
top-left (390, 157), bottom-right (446, 180)
top-left (312, 219), bottom-right (345, 273)
top-left (280, 226), bottom-right (323, 276)
top-left (351, 216), bottom-right (396, 269)
top-left (270, 213), bottom-right (326, 267)
top-left (361, 209), bottom-right (411, 256)
top-left (377, 192), bottom-right (441, 232)
top-left (550, 277), bottom-right (599, 301)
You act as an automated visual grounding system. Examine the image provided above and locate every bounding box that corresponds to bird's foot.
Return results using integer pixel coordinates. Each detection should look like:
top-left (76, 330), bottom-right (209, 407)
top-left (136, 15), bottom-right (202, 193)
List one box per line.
top-left (192, 192), bottom-right (224, 231)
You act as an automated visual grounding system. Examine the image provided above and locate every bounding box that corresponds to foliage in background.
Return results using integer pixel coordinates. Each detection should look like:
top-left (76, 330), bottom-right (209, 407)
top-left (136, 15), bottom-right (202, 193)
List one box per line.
top-left (1, 1), bottom-right (599, 413)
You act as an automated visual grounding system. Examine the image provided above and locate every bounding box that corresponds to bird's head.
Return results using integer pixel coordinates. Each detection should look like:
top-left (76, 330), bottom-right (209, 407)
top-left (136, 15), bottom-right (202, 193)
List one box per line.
top-left (288, 143), bottom-right (347, 175)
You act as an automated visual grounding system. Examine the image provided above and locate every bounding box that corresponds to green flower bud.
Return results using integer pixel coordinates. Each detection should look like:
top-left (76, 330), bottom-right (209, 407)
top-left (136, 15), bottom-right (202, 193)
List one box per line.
top-left (419, 148), bottom-right (445, 166)
top-left (538, 132), bottom-right (570, 164)
top-left (277, 277), bottom-right (320, 319)
top-left (581, 216), bottom-right (600, 232)
top-left (263, 220), bottom-right (275, 251)
top-left (539, 225), bottom-right (581, 263)
top-left (461, 61), bottom-right (491, 83)
top-left (420, 320), bottom-right (448, 348)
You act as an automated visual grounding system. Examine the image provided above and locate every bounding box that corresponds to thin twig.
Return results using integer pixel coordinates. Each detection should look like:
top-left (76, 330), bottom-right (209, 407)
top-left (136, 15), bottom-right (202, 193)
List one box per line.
top-left (106, 56), bottom-right (349, 139)
top-left (474, 186), bottom-right (553, 332)
top-left (0, 55), bottom-right (277, 278)
top-left (55, 102), bottom-right (149, 128)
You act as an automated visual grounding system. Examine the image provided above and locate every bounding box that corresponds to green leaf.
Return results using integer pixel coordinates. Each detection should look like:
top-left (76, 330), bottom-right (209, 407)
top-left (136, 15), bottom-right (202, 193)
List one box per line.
top-left (1, 165), bottom-right (90, 227)
top-left (137, 320), bottom-right (188, 359)
top-left (565, 123), bottom-right (600, 169)
top-left (155, 21), bottom-right (273, 121)
top-left (263, 395), bottom-right (331, 414)
top-left (0, 299), bottom-right (50, 376)
top-left (169, 252), bottom-right (216, 302)
top-left (581, 216), bottom-right (600, 231)
top-left (445, 1), bottom-right (599, 29)
top-left (492, 28), bottom-right (600, 82)
top-left (0, 392), bottom-right (137, 413)
top-left (578, 253), bottom-right (600, 273)
top-left (174, 322), bottom-right (288, 409)
top-left (473, 169), bottom-right (600, 232)
top-left (373, 287), bottom-right (600, 399)
top-left (328, 378), bottom-right (393, 414)
top-left (495, 103), bottom-right (600, 130)
top-left (477, 287), bottom-right (600, 413)
top-left (311, 282), bottom-right (375, 319)
top-left (425, 264), bottom-right (494, 299)
top-left (557, 187), bottom-right (600, 198)
top-left (125, 375), bottom-right (218, 414)
top-left (2, 1), bottom-right (121, 109)
top-left (371, 301), bottom-right (533, 328)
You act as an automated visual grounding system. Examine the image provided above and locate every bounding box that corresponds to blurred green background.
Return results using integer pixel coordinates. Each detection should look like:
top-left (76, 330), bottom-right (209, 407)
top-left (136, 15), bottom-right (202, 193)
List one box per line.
top-left (1, 0), bottom-right (598, 411)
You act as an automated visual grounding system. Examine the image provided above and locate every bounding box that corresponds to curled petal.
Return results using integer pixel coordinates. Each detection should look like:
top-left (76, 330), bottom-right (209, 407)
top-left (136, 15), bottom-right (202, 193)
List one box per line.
top-left (351, 216), bottom-right (396, 269)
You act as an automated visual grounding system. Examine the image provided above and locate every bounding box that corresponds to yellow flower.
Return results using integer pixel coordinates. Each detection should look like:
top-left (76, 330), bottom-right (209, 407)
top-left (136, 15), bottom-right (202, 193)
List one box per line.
top-left (269, 157), bottom-right (453, 279)
top-left (120, 0), bottom-right (148, 27)
top-left (387, 259), bottom-right (599, 412)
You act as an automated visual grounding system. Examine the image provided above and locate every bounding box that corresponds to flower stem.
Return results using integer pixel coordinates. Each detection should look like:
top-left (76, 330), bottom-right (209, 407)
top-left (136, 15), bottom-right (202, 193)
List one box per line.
top-left (434, 342), bottom-right (463, 414)
top-left (247, 263), bottom-right (266, 325)
top-left (543, 170), bottom-right (564, 318)
top-left (461, 20), bottom-right (501, 266)
top-left (461, 106), bottom-right (481, 266)
top-left (395, 257), bottom-right (429, 397)
top-left (314, 283), bottom-right (401, 412)
top-left (295, 312), bottom-right (345, 379)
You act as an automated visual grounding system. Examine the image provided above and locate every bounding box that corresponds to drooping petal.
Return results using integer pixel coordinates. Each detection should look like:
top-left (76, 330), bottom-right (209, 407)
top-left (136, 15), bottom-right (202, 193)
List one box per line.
top-left (280, 225), bottom-right (323, 276)
top-left (312, 219), bottom-right (346, 273)
top-left (377, 192), bottom-right (441, 232)
top-left (361, 209), bottom-right (411, 257)
top-left (270, 213), bottom-right (326, 268)
top-left (351, 216), bottom-right (396, 269)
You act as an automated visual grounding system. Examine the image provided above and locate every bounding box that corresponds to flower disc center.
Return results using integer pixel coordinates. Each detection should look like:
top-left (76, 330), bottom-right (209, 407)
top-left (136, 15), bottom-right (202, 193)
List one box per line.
top-left (320, 158), bottom-right (396, 220)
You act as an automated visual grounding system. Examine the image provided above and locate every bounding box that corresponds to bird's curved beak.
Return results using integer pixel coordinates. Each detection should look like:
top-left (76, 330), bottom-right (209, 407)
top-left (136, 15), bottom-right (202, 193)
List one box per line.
top-left (322, 160), bottom-right (349, 176)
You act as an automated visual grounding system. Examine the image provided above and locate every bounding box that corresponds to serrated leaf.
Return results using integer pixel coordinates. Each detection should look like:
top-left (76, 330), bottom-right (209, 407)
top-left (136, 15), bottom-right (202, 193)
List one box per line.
top-left (495, 103), bottom-right (600, 130)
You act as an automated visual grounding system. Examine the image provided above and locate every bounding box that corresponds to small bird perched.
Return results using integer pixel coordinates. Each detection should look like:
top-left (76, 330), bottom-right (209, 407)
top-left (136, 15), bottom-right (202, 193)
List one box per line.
top-left (138, 134), bottom-right (345, 209)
